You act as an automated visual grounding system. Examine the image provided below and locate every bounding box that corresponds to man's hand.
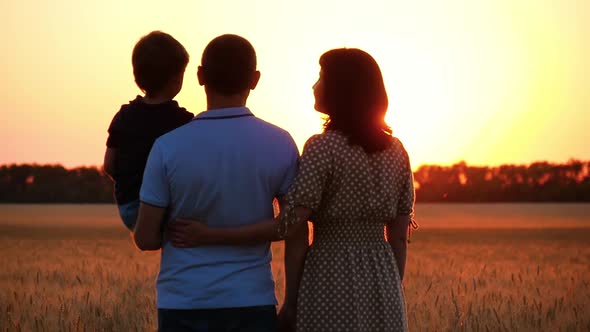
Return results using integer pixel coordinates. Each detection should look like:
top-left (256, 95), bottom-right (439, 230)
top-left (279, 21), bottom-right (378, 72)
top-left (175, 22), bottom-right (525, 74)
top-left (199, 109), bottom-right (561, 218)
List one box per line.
top-left (167, 218), bottom-right (212, 248)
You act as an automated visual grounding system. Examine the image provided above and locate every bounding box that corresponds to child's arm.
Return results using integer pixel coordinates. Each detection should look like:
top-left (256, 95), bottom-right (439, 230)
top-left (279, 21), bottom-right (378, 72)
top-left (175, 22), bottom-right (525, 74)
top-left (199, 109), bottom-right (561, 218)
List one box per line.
top-left (103, 148), bottom-right (116, 180)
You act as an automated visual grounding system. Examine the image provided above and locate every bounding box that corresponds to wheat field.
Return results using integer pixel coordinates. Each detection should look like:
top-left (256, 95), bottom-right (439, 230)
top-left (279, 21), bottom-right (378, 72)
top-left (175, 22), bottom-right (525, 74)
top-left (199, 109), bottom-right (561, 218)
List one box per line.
top-left (1, 204), bottom-right (589, 331)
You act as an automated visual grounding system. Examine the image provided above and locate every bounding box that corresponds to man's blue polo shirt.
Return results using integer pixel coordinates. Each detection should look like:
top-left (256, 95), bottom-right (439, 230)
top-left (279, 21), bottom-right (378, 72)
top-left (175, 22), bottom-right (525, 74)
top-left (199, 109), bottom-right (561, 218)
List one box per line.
top-left (140, 107), bottom-right (299, 309)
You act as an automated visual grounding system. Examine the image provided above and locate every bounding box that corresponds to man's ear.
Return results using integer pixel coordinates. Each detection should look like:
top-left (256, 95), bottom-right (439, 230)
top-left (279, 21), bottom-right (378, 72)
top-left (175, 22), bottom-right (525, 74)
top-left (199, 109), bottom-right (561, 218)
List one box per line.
top-left (197, 66), bottom-right (206, 86)
top-left (249, 70), bottom-right (261, 90)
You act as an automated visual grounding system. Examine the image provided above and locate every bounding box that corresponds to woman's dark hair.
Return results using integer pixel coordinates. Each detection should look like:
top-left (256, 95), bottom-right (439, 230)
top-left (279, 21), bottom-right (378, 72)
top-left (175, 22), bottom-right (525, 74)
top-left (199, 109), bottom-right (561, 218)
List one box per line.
top-left (320, 48), bottom-right (392, 153)
top-left (132, 31), bottom-right (189, 97)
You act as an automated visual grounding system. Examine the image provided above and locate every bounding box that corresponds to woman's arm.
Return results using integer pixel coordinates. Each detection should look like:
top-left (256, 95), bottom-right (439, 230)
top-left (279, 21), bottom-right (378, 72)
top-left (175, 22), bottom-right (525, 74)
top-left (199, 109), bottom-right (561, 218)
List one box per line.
top-left (278, 212), bottom-right (309, 330)
top-left (283, 208), bottom-right (310, 306)
top-left (167, 199), bottom-right (288, 247)
top-left (167, 206), bottom-right (313, 247)
top-left (386, 215), bottom-right (410, 281)
top-left (167, 217), bottom-right (280, 247)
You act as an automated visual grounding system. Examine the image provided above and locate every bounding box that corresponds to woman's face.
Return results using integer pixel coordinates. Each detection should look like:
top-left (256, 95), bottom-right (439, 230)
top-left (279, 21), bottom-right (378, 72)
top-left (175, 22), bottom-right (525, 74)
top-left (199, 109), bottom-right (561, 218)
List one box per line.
top-left (313, 70), bottom-right (327, 114)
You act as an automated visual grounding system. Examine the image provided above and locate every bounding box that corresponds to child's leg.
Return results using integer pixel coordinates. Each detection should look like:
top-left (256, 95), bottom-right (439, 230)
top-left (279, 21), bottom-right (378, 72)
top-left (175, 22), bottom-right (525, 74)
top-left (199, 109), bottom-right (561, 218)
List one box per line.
top-left (117, 199), bottom-right (139, 231)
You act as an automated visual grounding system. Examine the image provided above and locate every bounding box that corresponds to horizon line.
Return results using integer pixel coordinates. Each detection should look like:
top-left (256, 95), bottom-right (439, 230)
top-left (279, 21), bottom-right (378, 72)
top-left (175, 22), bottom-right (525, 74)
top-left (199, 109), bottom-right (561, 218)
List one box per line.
top-left (1, 158), bottom-right (588, 171)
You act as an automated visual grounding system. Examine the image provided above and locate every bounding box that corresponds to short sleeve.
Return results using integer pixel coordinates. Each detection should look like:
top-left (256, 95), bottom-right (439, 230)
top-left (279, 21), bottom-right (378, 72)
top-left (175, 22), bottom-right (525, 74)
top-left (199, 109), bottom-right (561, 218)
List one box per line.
top-left (277, 134), bottom-right (300, 198)
top-left (106, 113), bottom-right (123, 148)
top-left (397, 145), bottom-right (415, 216)
top-left (277, 135), bottom-right (331, 238)
top-left (290, 135), bottom-right (331, 211)
top-left (139, 142), bottom-right (170, 208)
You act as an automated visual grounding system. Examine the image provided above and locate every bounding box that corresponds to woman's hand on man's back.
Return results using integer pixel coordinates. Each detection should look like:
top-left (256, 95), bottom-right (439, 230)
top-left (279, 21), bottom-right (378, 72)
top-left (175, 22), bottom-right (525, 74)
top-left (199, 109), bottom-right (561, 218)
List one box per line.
top-left (167, 219), bottom-right (212, 248)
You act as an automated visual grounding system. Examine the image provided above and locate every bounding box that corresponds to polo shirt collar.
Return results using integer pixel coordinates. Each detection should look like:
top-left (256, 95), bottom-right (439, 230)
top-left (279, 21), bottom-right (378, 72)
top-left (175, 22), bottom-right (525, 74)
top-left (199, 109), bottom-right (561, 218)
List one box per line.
top-left (194, 107), bottom-right (253, 120)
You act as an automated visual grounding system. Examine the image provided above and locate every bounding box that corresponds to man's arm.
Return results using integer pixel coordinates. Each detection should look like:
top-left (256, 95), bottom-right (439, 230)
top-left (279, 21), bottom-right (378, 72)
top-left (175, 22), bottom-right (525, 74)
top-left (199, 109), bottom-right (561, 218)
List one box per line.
top-left (135, 141), bottom-right (169, 251)
top-left (133, 202), bottom-right (166, 251)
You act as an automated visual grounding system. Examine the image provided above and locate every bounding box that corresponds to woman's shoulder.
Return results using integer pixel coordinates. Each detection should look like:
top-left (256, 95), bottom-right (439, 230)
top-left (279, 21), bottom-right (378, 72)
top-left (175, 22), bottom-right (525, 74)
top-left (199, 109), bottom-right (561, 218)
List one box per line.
top-left (306, 130), bottom-right (347, 147)
top-left (387, 136), bottom-right (411, 160)
top-left (300, 131), bottom-right (348, 160)
top-left (389, 136), bottom-right (405, 149)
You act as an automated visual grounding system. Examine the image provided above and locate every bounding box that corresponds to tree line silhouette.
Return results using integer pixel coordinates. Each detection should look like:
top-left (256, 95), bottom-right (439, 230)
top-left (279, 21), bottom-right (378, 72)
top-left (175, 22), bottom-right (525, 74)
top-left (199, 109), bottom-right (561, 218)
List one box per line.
top-left (413, 160), bottom-right (590, 202)
top-left (1, 160), bottom-right (589, 203)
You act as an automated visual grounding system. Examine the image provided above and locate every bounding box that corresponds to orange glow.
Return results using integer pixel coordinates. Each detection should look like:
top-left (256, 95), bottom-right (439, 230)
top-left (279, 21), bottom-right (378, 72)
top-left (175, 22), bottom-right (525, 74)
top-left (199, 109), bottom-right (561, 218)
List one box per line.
top-left (0, 0), bottom-right (588, 169)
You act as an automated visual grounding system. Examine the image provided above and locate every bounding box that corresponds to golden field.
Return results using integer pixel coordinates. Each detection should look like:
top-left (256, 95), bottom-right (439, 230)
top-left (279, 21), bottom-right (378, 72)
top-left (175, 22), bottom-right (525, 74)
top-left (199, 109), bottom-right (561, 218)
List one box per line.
top-left (0, 204), bottom-right (589, 331)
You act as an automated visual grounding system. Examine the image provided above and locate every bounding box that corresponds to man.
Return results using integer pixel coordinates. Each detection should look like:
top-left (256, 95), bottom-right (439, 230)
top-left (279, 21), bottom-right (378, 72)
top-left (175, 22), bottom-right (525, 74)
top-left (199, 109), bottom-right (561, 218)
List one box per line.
top-left (133, 34), bottom-right (299, 332)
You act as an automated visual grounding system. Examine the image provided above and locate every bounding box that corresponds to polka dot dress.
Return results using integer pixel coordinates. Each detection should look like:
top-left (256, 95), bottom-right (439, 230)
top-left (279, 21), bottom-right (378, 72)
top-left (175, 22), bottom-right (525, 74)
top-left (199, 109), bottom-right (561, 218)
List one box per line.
top-left (279, 130), bottom-right (415, 332)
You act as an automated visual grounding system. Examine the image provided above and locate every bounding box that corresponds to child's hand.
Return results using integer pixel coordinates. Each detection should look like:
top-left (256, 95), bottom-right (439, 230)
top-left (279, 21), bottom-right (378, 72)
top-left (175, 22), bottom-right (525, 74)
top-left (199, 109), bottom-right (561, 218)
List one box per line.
top-left (167, 218), bottom-right (211, 247)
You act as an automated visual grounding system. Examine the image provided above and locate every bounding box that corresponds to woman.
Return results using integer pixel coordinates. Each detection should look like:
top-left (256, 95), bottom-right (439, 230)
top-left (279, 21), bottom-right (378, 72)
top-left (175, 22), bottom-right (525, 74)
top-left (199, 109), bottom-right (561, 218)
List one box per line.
top-left (169, 48), bottom-right (416, 332)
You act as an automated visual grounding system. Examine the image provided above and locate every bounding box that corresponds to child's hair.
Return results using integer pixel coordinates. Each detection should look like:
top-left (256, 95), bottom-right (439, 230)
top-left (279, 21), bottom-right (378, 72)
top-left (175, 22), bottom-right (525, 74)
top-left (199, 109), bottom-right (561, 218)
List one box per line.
top-left (200, 34), bottom-right (257, 96)
top-left (132, 31), bottom-right (189, 97)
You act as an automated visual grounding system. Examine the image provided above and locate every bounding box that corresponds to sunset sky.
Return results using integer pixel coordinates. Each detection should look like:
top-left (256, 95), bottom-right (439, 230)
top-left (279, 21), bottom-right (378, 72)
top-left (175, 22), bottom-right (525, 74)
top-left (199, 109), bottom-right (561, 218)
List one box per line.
top-left (1, 0), bottom-right (588, 169)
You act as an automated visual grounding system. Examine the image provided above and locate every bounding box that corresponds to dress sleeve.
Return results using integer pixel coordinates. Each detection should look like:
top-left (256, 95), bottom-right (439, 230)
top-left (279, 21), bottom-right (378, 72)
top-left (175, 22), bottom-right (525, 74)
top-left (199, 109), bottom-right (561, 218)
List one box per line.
top-left (277, 135), bottom-right (331, 238)
top-left (397, 144), bottom-right (415, 217)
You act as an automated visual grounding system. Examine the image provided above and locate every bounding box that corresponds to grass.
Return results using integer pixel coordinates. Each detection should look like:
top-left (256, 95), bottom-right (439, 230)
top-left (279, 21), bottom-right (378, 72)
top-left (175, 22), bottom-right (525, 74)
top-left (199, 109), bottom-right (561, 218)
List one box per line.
top-left (0, 204), bottom-right (589, 331)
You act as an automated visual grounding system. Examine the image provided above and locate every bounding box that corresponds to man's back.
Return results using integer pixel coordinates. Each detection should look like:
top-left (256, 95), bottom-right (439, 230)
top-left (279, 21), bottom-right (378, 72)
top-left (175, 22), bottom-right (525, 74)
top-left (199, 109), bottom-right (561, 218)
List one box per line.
top-left (140, 106), bottom-right (298, 309)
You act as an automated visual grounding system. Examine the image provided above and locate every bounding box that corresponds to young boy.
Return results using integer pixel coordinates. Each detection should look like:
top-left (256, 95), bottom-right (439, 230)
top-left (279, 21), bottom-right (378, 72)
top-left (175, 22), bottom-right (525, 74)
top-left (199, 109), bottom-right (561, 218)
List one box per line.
top-left (103, 31), bottom-right (194, 230)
